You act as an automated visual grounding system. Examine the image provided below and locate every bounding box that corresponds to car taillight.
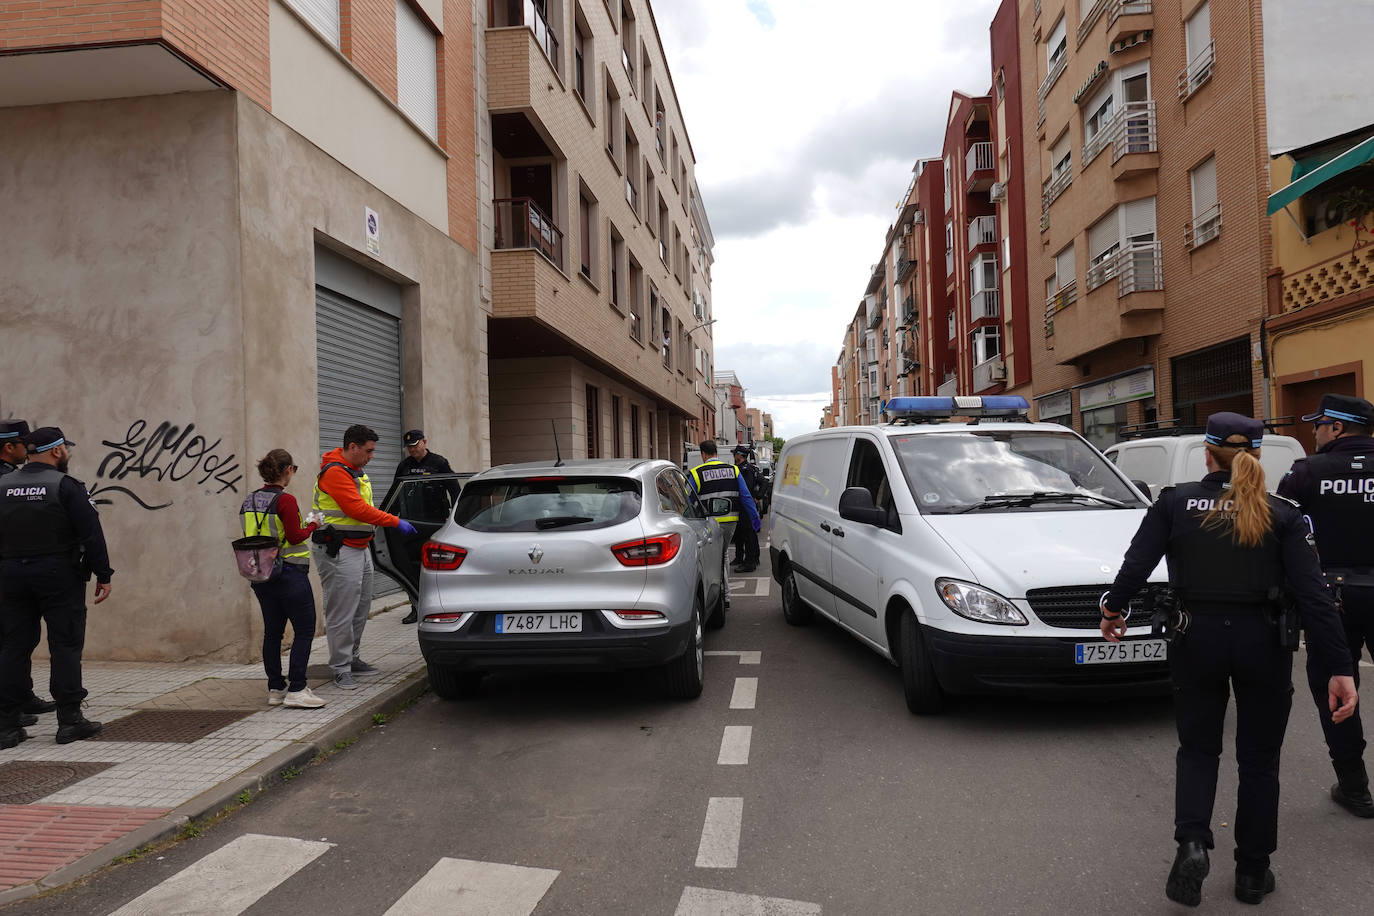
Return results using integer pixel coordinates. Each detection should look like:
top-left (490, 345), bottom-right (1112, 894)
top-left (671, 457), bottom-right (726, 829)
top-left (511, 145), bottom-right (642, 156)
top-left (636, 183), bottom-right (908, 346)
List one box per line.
top-left (610, 533), bottom-right (681, 566)
top-left (421, 542), bottom-right (467, 570)
top-left (424, 612), bottom-right (465, 622)
top-left (613, 609), bottom-right (667, 620)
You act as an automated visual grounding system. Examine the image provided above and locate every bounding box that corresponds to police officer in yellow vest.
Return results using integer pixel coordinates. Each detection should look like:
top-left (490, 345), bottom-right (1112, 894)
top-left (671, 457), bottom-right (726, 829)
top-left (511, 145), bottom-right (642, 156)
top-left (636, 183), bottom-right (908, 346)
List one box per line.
top-left (240, 449), bottom-right (326, 709)
top-left (313, 425), bottom-right (415, 690)
top-left (689, 440), bottom-right (761, 612)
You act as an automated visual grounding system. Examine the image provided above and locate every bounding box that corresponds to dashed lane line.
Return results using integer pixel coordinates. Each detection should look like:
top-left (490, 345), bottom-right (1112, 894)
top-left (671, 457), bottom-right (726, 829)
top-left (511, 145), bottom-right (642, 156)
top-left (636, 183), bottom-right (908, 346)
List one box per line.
top-left (704, 650), bottom-right (762, 665)
top-left (676, 886), bottom-right (822, 915)
top-left (717, 725), bottom-right (753, 765)
top-left (695, 797), bottom-right (744, 868)
top-left (382, 857), bottom-right (559, 916)
top-left (730, 678), bottom-right (758, 710)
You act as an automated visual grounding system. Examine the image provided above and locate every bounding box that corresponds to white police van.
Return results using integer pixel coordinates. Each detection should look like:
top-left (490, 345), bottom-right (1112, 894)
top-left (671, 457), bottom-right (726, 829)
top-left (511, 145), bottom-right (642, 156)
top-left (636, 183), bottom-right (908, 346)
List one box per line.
top-left (768, 396), bottom-right (1168, 714)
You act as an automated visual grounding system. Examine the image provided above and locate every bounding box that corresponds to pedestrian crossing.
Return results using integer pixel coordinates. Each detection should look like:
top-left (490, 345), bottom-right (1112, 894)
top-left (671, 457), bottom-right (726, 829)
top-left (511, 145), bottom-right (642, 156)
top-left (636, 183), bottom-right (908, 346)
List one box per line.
top-left (101, 833), bottom-right (821, 915)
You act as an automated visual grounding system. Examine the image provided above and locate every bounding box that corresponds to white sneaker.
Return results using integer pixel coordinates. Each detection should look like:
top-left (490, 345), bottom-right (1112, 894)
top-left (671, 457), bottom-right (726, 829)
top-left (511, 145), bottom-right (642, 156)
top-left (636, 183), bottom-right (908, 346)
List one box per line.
top-left (267, 688), bottom-right (287, 706)
top-left (284, 687), bottom-right (327, 709)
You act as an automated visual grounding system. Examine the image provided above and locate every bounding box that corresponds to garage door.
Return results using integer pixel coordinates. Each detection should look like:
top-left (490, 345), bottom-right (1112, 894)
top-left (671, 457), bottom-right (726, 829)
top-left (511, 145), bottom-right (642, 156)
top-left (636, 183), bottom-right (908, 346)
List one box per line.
top-left (316, 285), bottom-right (404, 599)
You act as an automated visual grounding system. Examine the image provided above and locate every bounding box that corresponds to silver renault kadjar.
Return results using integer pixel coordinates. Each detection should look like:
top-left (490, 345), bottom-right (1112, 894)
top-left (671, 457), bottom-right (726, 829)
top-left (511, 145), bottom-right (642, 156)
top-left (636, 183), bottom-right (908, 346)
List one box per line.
top-left (412, 459), bottom-right (729, 700)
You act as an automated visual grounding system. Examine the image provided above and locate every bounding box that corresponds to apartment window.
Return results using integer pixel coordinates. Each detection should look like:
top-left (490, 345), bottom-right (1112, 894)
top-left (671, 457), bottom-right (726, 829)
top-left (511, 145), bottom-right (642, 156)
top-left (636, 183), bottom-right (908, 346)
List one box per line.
top-left (630, 405), bottom-right (641, 457)
top-left (670, 134), bottom-right (680, 188)
top-left (649, 282), bottom-right (660, 343)
top-left (611, 395), bottom-right (623, 458)
top-left (972, 326), bottom-right (1001, 364)
top-left (1183, 1), bottom-right (1213, 95)
top-left (585, 385), bottom-right (601, 458)
top-left (658, 197), bottom-right (670, 264)
top-left (645, 169), bottom-right (657, 235)
top-left (1053, 244), bottom-right (1076, 294)
top-left (1087, 197), bottom-right (1157, 290)
top-left (1046, 16), bottom-right (1066, 71)
top-left (395, 0), bottom-right (438, 141)
top-left (660, 306), bottom-right (672, 367)
top-left (1087, 212), bottom-right (1121, 290)
top-left (573, 6), bottom-right (591, 104)
top-left (1188, 155), bottom-right (1221, 248)
top-left (578, 184), bottom-right (599, 281)
top-left (620, 1), bottom-right (636, 86)
top-left (1051, 132), bottom-right (1071, 180)
top-left (654, 93), bottom-right (666, 164)
top-left (624, 121), bottom-right (640, 216)
top-left (604, 71), bottom-right (621, 162)
top-left (640, 42), bottom-right (653, 106)
top-left (628, 257), bottom-right (644, 341)
top-left (943, 156), bottom-right (952, 208)
top-left (285, 0), bottom-right (339, 48)
top-left (1083, 80), bottom-right (1114, 163)
top-left (677, 318), bottom-right (687, 375)
top-left (970, 254), bottom-right (998, 293)
top-left (608, 225), bottom-right (624, 309)
top-left (673, 226), bottom-right (683, 281)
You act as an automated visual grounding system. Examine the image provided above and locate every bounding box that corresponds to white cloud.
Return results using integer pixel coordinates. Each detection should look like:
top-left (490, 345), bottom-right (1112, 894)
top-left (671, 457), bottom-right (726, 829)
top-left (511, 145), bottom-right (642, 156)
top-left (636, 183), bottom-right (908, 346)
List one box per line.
top-left (655, 0), bottom-right (1001, 439)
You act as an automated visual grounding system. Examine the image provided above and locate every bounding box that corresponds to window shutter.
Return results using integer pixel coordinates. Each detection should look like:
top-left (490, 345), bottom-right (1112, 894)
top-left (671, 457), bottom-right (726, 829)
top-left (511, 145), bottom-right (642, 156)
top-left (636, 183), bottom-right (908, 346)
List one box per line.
top-left (1186, 1), bottom-right (1211, 60)
top-left (1055, 245), bottom-right (1076, 287)
top-left (396, 0), bottom-right (438, 141)
top-left (1088, 213), bottom-right (1118, 258)
top-left (284, 0), bottom-right (340, 48)
top-left (1123, 196), bottom-right (1157, 240)
top-left (1191, 157), bottom-right (1218, 218)
top-left (1048, 18), bottom-right (1066, 59)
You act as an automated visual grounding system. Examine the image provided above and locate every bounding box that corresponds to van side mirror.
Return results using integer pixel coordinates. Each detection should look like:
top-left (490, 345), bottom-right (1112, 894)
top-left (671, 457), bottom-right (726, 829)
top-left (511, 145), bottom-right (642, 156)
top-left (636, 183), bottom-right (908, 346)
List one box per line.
top-left (1131, 480), bottom-right (1154, 501)
top-left (704, 497), bottom-right (735, 517)
top-left (838, 487), bottom-right (887, 527)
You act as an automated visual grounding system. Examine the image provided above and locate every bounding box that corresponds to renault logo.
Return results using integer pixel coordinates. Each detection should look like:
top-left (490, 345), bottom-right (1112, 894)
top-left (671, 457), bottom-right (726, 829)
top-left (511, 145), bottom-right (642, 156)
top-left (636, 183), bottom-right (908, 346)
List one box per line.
top-left (529, 545), bottom-right (544, 564)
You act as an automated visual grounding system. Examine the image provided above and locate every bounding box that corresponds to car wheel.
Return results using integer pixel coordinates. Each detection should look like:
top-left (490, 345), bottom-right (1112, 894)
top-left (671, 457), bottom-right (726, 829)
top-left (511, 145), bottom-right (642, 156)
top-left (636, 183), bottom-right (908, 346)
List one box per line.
top-left (428, 663), bottom-right (483, 701)
top-left (706, 580), bottom-right (726, 630)
top-left (780, 563), bottom-right (813, 626)
top-left (899, 611), bottom-right (944, 715)
top-left (663, 594), bottom-right (705, 699)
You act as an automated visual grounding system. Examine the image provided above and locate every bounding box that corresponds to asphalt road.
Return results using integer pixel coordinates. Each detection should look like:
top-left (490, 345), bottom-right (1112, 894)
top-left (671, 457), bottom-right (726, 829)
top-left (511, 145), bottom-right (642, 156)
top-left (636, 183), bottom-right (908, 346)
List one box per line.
top-left (11, 570), bottom-right (1374, 915)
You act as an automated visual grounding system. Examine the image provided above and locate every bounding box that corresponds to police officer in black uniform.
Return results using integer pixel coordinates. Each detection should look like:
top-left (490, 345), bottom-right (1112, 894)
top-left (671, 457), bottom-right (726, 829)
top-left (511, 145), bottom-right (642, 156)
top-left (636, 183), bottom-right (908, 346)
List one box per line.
top-left (393, 429), bottom-right (461, 624)
top-left (0, 427), bottom-right (113, 749)
top-left (1100, 412), bottom-right (1358, 907)
top-left (730, 446), bottom-right (761, 572)
top-left (0, 420), bottom-right (58, 728)
top-left (1277, 393), bottom-right (1374, 817)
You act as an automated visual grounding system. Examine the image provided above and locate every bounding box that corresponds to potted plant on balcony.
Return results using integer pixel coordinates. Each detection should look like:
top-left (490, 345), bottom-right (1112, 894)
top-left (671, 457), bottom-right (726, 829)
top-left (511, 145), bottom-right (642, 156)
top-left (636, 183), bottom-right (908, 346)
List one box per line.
top-left (1328, 183), bottom-right (1374, 257)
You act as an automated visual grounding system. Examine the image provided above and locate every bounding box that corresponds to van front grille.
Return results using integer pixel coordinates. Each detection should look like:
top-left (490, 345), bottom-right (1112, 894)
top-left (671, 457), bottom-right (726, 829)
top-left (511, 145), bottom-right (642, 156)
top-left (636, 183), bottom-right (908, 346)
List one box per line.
top-left (1025, 585), bottom-right (1146, 630)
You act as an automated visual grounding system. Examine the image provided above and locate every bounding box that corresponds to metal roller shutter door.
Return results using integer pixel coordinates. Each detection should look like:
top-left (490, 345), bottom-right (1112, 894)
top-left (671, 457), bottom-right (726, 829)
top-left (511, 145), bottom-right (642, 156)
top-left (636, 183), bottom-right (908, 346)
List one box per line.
top-left (316, 286), bottom-right (404, 598)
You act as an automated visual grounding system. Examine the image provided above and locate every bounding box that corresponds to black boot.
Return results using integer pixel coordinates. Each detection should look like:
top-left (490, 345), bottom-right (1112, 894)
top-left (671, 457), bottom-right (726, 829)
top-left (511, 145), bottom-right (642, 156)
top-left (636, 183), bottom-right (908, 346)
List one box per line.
top-left (401, 608), bottom-right (418, 625)
top-left (22, 695), bottom-right (57, 715)
top-left (1234, 868), bottom-right (1276, 904)
top-left (1331, 758), bottom-right (1374, 818)
top-left (20, 713), bottom-right (38, 727)
top-left (1165, 839), bottom-right (1210, 907)
top-left (55, 714), bottom-right (102, 745)
top-left (0, 726), bottom-right (29, 750)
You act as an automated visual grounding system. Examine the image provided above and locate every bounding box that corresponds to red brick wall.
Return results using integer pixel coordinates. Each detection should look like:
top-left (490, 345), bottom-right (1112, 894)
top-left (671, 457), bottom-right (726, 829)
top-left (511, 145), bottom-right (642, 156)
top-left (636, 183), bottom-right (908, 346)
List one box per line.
top-left (441, 0), bottom-right (475, 252)
top-left (0, 0), bottom-right (160, 50)
top-left (341, 0), bottom-right (396, 100)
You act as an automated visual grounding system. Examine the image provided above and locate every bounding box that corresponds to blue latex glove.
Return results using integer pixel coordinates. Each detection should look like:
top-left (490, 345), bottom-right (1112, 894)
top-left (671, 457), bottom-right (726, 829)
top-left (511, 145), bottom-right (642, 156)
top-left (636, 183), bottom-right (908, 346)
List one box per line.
top-left (751, 518), bottom-right (761, 533)
top-left (396, 520), bottom-right (418, 536)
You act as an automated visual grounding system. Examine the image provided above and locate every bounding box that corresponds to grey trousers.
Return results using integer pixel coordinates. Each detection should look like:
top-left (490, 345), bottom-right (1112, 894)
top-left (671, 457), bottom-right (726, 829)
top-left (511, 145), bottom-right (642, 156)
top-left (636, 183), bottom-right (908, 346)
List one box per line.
top-left (313, 544), bottom-right (374, 675)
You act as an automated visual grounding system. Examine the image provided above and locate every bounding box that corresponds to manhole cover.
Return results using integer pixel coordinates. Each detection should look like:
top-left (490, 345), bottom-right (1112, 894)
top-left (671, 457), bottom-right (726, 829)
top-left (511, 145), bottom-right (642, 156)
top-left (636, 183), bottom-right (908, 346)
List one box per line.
top-left (0, 761), bottom-right (115, 804)
top-left (92, 709), bottom-right (254, 743)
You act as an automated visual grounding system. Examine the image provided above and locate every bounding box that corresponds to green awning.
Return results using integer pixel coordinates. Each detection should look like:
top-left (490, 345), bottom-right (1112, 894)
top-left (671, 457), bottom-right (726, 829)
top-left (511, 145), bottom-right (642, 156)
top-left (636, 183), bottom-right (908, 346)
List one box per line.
top-left (1267, 137), bottom-right (1374, 216)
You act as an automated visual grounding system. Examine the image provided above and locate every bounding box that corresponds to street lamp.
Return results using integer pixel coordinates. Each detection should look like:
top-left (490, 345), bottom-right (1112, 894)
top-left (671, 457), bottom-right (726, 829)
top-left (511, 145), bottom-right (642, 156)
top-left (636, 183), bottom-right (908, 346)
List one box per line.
top-left (686, 318), bottom-right (718, 335)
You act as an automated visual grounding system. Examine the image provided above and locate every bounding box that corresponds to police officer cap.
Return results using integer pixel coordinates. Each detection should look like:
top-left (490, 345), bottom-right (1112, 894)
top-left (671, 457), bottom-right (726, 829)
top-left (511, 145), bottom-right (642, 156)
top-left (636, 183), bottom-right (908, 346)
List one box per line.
top-left (732, 445), bottom-right (752, 456)
top-left (1204, 412), bottom-right (1263, 449)
top-left (1300, 393), bottom-right (1373, 426)
top-left (25, 426), bottom-right (74, 453)
top-left (403, 428), bottom-right (425, 446)
top-left (0, 419), bottom-right (30, 441)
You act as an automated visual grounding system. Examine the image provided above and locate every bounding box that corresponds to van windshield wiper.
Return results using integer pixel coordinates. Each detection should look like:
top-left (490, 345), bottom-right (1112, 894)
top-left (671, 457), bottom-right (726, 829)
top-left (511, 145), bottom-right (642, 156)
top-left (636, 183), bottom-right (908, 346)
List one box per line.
top-left (535, 515), bottom-right (594, 529)
top-left (955, 491), bottom-right (1128, 513)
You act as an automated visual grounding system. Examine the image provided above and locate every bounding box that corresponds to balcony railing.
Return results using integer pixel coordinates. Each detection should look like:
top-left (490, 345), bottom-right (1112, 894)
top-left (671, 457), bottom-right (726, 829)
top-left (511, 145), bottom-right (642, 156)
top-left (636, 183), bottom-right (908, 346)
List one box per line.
top-left (1044, 279), bottom-right (1078, 335)
top-left (896, 255), bottom-right (917, 283)
top-left (1083, 100), bottom-right (1157, 167)
top-left (524, 0), bottom-right (560, 70)
top-left (965, 142), bottom-right (995, 179)
top-left (970, 288), bottom-right (1000, 322)
top-left (1038, 52), bottom-right (1068, 106)
top-left (937, 375), bottom-right (958, 397)
top-left (1042, 167), bottom-right (1072, 210)
top-left (1077, 0), bottom-right (1111, 44)
top-left (1108, 0), bottom-right (1151, 26)
top-left (1177, 41), bottom-right (1215, 100)
top-left (968, 215), bottom-right (997, 249)
top-left (973, 356), bottom-right (1005, 392)
top-left (493, 197), bottom-right (565, 270)
top-left (867, 297), bottom-right (884, 329)
top-left (1087, 241), bottom-right (1162, 295)
top-left (1184, 204), bottom-right (1222, 250)
top-left (901, 294), bottom-right (916, 324)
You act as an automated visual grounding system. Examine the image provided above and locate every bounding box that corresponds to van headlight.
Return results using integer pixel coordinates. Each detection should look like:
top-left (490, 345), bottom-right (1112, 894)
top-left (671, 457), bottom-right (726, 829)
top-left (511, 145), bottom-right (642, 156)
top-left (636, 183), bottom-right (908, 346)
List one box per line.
top-left (935, 579), bottom-right (1028, 625)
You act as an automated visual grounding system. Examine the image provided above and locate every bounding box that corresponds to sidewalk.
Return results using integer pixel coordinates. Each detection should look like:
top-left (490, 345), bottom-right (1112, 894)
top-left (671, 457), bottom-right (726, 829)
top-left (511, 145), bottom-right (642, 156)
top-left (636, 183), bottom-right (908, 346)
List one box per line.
top-left (0, 600), bottom-right (427, 906)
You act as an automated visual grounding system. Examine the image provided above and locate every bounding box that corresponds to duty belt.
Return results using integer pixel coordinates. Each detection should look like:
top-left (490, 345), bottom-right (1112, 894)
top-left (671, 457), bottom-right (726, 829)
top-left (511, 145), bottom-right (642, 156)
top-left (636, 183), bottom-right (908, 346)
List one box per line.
top-left (1325, 568), bottom-right (1374, 589)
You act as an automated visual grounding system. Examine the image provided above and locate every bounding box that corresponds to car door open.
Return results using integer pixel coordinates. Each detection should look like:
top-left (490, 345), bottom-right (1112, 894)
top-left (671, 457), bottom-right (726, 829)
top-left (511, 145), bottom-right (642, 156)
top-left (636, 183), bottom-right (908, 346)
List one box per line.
top-left (371, 472), bottom-right (472, 602)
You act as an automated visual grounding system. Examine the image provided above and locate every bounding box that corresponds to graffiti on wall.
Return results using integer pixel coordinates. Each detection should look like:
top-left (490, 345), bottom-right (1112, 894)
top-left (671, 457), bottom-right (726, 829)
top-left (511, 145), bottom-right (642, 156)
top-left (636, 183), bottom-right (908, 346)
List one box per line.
top-left (92, 420), bottom-right (242, 510)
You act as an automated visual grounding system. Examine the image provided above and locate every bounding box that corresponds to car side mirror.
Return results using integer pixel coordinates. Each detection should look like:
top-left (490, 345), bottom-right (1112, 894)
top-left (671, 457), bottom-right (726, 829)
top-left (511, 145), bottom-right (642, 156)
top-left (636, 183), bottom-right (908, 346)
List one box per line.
top-left (1130, 479), bottom-right (1154, 501)
top-left (838, 487), bottom-right (887, 527)
top-left (704, 497), bottom-right (734, 517)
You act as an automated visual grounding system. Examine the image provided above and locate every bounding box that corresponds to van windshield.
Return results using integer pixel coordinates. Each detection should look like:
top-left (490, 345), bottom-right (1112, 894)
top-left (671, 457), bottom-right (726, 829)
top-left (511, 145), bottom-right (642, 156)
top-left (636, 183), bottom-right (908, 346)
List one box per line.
top-left (890, 430), bottom-right (1146, 515)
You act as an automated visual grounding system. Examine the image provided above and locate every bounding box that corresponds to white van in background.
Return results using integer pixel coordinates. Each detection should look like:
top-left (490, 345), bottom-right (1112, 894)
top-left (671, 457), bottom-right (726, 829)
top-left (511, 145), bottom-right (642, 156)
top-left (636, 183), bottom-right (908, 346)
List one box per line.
top-left (768, 396), bottom-right (1167, 715)
top-left (1103, 432), bottom-right (1306, 501)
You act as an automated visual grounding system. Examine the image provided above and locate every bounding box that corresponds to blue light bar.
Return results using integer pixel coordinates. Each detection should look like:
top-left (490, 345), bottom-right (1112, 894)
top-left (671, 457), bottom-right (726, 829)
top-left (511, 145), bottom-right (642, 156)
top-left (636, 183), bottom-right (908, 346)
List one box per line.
top-left (885, 395), bottom-right (1030, 421)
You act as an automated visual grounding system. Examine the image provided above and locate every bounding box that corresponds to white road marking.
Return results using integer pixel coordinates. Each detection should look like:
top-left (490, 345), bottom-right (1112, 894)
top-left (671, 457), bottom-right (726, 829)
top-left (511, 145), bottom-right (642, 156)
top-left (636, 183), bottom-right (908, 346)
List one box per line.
top-left (695, 797), bottom-right (744, 868)
top-left (705, 650), bottom-right (762, 665)
top-left (382, 858), bottom-right (559, 916)
top-left (107, 834), bottom-right (333, 916)
top-left (729, 578), bottom-right (772, 597)
top-left (676, 886), bottom-right (822, 915)
top-left (718, 725), bottom-right (753, 765)
top-left (730, 677), bottom-right (758, 710)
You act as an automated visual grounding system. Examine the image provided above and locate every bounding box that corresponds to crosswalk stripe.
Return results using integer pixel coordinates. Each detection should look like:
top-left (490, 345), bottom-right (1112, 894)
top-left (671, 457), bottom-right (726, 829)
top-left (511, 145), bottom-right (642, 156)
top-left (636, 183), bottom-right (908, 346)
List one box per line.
top-left (718, 725), bottom-right (752, 765)
top-left (107, 834), bottom-right (332, 916)
top-left (381, 857), bottom-right (559, 916)
top-left (676, 886), bottom-right (822, 915)
top-left (730, 677), bottom-right (758, 710)
top-left (696, 797), bottom-right (744, 868)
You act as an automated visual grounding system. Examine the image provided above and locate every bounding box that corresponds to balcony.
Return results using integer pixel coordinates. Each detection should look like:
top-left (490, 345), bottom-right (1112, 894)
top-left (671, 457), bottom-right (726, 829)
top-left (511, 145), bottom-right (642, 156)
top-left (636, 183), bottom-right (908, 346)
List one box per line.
top-left (937, 375), bottom-right (959, 397)
top-left (1083, 101), bottom-right (1158, 178)
top-left (1184, 204), bottom-right (1222, 250)
top-left (1106, 0), bottom-right (1152, 44)
top-left (1077, 0), bottom-right (1110, 45)
top-left (970, 288), bottom-right (1000, 322)
top-left (1042, 167), bottom-right (1072, 211)
top-left (494, 197), bottom-right (565, 271)
top-left (968, 215), bottom-right (997, 250)
top-left (1177, 41), bottom-right (1214, 101)
top-left (973, 356), bottom-right (1006, 392)
top-left (1086, 241), bottom-right (1163, 313)
top-left (1043, 280), bottom-right (1078, 337)
top-left (947, 312), bottom-right (957, 343)
top-left (491, 0), bottom-right (561, 71)
top-left (896, 255), bottom-right (917, 283)
top-left (965, 142), bottom-right (995, 192)
top-left (867, 295), bottom-right (884, 329)
top-left (901, 294), bottom-right (916, 326)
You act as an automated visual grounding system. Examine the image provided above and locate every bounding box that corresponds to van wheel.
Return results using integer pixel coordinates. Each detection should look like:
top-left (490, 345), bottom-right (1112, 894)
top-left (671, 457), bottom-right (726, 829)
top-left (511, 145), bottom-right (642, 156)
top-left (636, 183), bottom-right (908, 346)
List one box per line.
top-left (899, 612), bottom-right (944, 715)
top-left (429, 663), bottom-right (483, 700)
top-left (780, 565), bottom-right (813, 626)
top-left (663, 596), bottom-right (705, 699)
top-left (706, 582), bottom-right (726, 630)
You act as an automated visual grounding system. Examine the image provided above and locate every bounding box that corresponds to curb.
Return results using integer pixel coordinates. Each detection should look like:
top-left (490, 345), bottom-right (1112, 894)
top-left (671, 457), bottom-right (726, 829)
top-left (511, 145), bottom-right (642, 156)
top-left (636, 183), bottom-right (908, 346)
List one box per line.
top-left (0, 667), bottom-right (429, 907)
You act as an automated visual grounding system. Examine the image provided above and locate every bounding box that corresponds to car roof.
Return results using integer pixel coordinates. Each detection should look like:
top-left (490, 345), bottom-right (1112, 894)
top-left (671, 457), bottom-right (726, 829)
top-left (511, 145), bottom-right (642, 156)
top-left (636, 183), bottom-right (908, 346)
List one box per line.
top-left (1106, 433), bottom-right (1303, 450)
top-left (473, 458), bottom-right (666, 480)
top-left (797, 421), bottom-right (1079, 439)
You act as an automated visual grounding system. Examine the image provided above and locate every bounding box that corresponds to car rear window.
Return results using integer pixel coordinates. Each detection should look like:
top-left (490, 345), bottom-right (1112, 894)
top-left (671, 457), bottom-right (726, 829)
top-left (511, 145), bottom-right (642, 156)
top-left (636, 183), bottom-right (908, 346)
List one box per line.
top-left (453, 476), bottom-right (642, 532)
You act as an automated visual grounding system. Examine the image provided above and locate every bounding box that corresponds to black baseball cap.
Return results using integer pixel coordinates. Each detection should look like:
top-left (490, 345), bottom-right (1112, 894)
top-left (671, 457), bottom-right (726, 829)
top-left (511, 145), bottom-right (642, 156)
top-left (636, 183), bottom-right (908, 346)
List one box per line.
top-left (1204, 412), bottom-right (1263, 449)
top-left (1301, 393), bottom-right (1373, 426)
top-left (403, 429), bottom-right (425, 446)
top-left (732, 445), bottom-right (752, 455)
top-left (26, 426), bottom-right (74, 453)
top-left (0, 420), bottom-right (30, 441)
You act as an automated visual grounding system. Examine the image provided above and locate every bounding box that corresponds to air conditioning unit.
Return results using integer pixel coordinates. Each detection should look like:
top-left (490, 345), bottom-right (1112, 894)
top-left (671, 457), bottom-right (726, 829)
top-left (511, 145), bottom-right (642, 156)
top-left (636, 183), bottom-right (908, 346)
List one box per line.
top-left (990, 359), bottom-right (1007, 381)
top-left (913, 210), bottom-right (925, 224)
top-left (989, 182), bottom-right (1007, 202)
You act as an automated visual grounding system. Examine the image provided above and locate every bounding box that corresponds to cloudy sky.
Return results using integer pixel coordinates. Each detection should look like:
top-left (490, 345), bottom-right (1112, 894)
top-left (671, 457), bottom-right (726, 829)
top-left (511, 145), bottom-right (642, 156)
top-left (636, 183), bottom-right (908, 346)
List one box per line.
top-left (653, 0), bottom-right (1002, 439)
